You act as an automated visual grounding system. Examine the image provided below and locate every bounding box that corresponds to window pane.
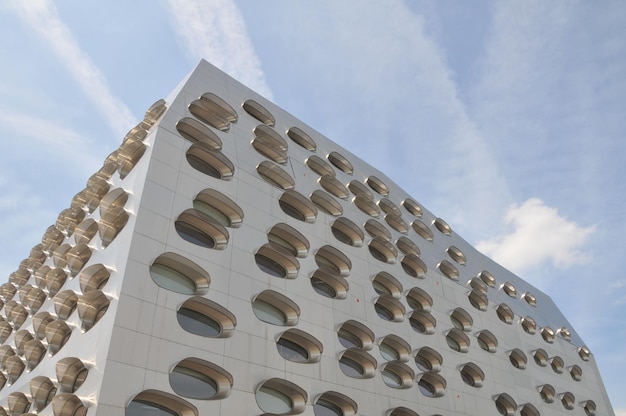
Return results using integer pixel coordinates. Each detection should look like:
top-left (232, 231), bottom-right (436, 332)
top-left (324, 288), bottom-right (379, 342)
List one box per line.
top-left (255, 254), bottom-right (287, 278)
top-left (175, 222), bottom-right (215, 248)
top-left (170, 367), bottom-right (217, 399)
top-left (177, 307), bottom-right (221, 337)
top-left (277, 338), bottom-right (309, 362)
top-left (379, 343), bottom-right (399, 361)
top-left (446, 336), bottom-right (461, 352)
top-left (312, 278), bottom-right (336, 298)
top-left (339, 356), bottom-right (364, 378)
top-left (418, 380), bottom-right (435, 397)
top-left (415, 357), bottom-right (432, 372)
top-left (193, 200), bottom-right (230, 227)
top-left (338, 329), bottom-right (361, 349)
top-left (375, 304), bottom-right (394, 321)
top-left (126, 400), bottom-right (177, 416)
top-left (382, 368), bottom-right (402, 388)
top-left (253, 300), bottom-right (286, 325)
top-left (257, 386), bottom-right (292, 414)
top-left (314, 400), bottom-right (342, 416)
top-left (150, 264), bottom-right (196, 295)
top-left (372, 280), bottom-right (390, 296)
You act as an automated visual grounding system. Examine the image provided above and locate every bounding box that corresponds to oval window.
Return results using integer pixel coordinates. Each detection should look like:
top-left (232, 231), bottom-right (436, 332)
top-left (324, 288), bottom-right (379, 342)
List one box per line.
top-left (338, 329), bottom-right (361, 349)
top-left (257, 386), bottom-right (292, 414)
top-left (170, 367), bottom-right (218, 399)
top-left (252, 291), bottom-right (299, 326)
top-left (378, 335), bottom-right (410, 362)
top-left (177, 307), bottom-right (221, 337)
top-left (256, 253), bottom-right (287, 278)
top-left (277, 338), bottom-right (309, 362)
top-left (314, 399), bottom-right (343, 416)
top-left (253, 300), bottom-right (286, 325)
top-left (417, 372), bottom-right (446, 398)
top-left (381, 362), bottom-right (414, 389)
top-left (311, 276), bottom-right (337, 298)
top-left (127, 390), bottom-right (197, 416)
top-left (382, 368), bottom-right (403, 388)
top-left (176, 225), bottom-right (211, 248)
top-left (192, 201), bottom-right (231, 228)
top-left (176, 297), bottom-right (236, 338)
top-left (313, 392), bottom-right (357, 416)
top-left (150, 264), bottom-right (197, 295)
top-left (255, 379), bottom-right (307, 416)
top-left (127, 400), bottom-right (179, 416)
top-left (150, 253), bottom-right (210, 295)
top-left (169, 358), bottom-right (232, 401)
top-left (276, 329), bottom-right (322, 364)
top-left (380, 343), bottom-right (399, 361)
top-left (337, 320), bottom-right (374, 350)
top-left (339, 356), bottom-right (363, 378)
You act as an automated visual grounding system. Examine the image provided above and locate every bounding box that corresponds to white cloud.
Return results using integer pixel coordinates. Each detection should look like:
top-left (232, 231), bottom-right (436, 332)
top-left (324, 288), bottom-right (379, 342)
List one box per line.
top-left (14, 0), bottom-right (135, 136)
top-left (0, 174), bottom-right (57, 278)
top-left (240, 1), bottom-right (511, 240)
top-left (477, 198), bottom-right (596, 275)
top-left (609, 280), bottom-right (626, 290)
top-left (615, 409), bottom-right (626, 416)
top-left (166, 0), bottom-right (272, 99)
top-left (0, 108), bottom-right (101, 175)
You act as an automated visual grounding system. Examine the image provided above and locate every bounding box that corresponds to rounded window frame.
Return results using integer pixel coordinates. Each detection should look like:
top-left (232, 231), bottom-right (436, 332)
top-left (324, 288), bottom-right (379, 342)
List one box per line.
top-left (252, 290), bottom-right (300, 326)
top-left (177, 296), bottom-right (236, 338)
top-left (169, 357), bottom-right (233, 400)
top-left (276, 329), bottom-right (323, 364)
top-left (150, 252), bottom-right (210, 295)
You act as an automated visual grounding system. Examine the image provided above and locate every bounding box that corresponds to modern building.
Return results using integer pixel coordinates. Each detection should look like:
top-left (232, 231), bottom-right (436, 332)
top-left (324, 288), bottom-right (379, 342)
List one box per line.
top-left (0, 60), bottom-right (614, 416)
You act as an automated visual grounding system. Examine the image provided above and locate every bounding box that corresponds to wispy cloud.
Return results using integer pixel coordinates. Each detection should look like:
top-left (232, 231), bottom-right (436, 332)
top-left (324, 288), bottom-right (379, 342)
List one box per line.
top-left (166, 0), bottom-right (272, 99)
top-left (14, 0), bottom-right (135, 136)
top-left (0, 174), bottom-right (56, 278)
top-left (477, 198), bottom-right (596, 275)
top-left (0, 108), bottom-right (101, 175)
top-left (609, 280), bottom-right (626, 290)
top-left (242, 2), bottom-right (511, 241)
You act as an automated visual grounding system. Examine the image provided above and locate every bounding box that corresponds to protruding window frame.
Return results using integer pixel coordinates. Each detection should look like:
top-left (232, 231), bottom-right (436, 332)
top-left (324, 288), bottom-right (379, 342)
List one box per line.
top-left (176, 116), bottom-right (223, 149)
top-left (331, 217), bottom-right (364, 247)
top-left (406, 287), bottom-right (433, 311)
top-left (287, 127), bottom-right (316, 151)
top-left (279, 190), bottom-right (318, 223)
top-left (337, 320), bottom-right (374, 350)
top-left (169, 357), bottom-right (233, 400)
top-left (327, 151), bottom-right (353, 174)
top-left (193, 188), bottom-right (244, 228)
top-left (338, 348), bottom-right (377, 379)
top-left (127, 389), bottom-right (198, 416)
top-left (243, 100), bottom-right (275, 126)
top-left (276, 328), bottom-right (323, 363)
top-left (150, 252), bottom-right (211, 295)
top-left (186, 142), bottom-right (235, 180)
top-left (252, 290), bottom-right (300, 326)
top-left (401, 254), bottom-right (427, 278)
top-left (177, 296), bottom-right (237, 338)
top-left (255, 378), bottom-right (307, 415)
top-left (268, 223), bottom-right (310, 258)
top-left (257, 161), bottom-right (295, 190)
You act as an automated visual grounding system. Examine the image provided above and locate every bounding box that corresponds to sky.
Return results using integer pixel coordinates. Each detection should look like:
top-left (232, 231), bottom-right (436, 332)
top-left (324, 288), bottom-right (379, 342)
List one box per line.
top-left (0, 0), bottom-right (625, 412)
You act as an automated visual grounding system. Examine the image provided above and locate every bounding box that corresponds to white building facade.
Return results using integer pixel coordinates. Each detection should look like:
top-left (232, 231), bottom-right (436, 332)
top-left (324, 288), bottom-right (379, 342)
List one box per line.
top-left (0, 60), bottom-right (614, 416)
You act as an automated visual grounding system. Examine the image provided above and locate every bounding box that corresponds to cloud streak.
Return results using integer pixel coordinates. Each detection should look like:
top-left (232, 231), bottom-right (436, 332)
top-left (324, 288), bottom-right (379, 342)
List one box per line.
top-left (15, 0), bottom-right (135, 137)
top-left (166, 0), bottom-right (272, 99)
top-left (476, 198), bottom-right (596, 275)
top-left (0, 108), bottom-right (102, 175)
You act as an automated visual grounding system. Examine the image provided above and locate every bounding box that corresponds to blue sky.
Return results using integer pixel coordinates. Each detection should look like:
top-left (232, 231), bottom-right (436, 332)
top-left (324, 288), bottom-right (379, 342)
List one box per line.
top-left (1, 0), bottom-right (625, 411)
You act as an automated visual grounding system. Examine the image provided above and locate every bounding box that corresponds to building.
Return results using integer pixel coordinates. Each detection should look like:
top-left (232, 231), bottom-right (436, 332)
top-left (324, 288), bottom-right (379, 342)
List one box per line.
top-left (0, 60), bottom-right (614, 416)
